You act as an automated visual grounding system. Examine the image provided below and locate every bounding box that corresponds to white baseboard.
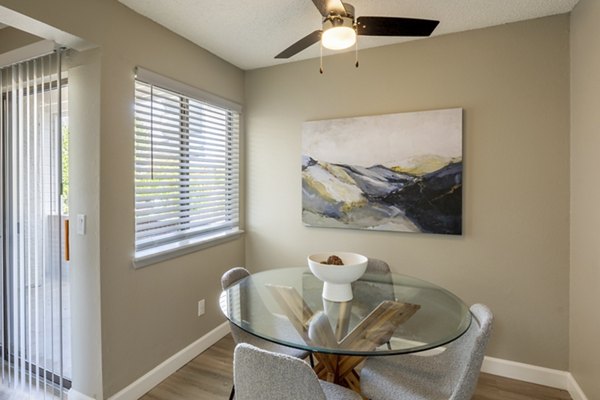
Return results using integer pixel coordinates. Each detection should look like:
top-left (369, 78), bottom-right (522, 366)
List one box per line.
top-left (482, 356), bottom-right (588, 400)
top-left (103, 325), bottom-right (590, 400)
top-left (68, 389), bottom-right (96, 400)
top-left (107, 322), bottom-right (230, 400)
top-left (482, 356), bottom-right (569, 389)
top-left (567, 373), bottom-right (590, 400)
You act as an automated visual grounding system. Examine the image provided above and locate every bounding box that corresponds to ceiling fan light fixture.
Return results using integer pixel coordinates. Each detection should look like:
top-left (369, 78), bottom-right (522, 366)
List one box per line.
top-left (321, 15), bottom-right (356, 50)
top-left (322, 26), bottom-right (356, 50)
top-left (274, 1), bottom-right (439, 61)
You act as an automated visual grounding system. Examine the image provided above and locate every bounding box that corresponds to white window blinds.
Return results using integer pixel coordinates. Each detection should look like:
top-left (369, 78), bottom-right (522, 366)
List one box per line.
top-left (1, 50), bottom-right (70, 396)
top-left (134, 70), bottom-right (240, 262)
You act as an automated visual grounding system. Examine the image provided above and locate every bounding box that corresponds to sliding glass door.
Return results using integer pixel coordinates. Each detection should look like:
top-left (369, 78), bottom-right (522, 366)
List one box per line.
top-left (0, 50), bottom-right (70, 398)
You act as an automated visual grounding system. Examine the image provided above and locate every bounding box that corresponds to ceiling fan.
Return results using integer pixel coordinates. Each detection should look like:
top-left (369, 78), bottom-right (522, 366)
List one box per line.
top-left (275, 0), bottom-right (440, 59)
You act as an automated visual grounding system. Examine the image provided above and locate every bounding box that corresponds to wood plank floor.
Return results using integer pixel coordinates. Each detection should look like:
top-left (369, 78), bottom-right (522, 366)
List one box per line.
top-left (141, 335), bottom-right (572, 400)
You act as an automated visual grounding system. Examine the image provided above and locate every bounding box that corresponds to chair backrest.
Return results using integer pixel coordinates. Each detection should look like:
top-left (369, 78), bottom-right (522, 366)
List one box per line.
top-left (445, 303), bottom-right (494, 400)
top-left (353, 258), bottom-right (395, 306)
top-left (308, 311), bottom-right (339, 347)
top-left (365, 258), bottom-right (392, 274)
top-left (221, 267), bottom-right (252, 345)
top-left (234, 343), bottom-right (327, 400)
top-left (221, 267), bottom-right (250, 290)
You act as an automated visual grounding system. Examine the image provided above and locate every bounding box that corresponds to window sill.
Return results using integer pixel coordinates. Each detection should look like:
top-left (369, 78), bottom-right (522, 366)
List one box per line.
top-left (132, 228), bottom-right (244, 269)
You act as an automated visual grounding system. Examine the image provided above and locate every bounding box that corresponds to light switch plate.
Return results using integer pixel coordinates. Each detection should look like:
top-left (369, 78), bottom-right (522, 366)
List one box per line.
top-left (77, 214), bottom-right (86, 235)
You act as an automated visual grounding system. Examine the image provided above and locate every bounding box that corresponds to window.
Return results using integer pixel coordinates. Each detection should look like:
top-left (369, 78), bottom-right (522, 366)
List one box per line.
top-left (133, 68), bottom-right (241, 266)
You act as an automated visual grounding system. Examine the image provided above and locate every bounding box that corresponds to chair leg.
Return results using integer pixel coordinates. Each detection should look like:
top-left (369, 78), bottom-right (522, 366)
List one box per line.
top-left (228, 385), bottom-right (235, 400)
top-left (309, 352), bottom-right (315, 368)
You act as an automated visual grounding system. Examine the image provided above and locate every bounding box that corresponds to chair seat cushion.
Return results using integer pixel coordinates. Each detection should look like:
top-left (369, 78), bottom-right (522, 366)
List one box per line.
top-left (251, 336), bottom-right (310, 359)
top-left (319, 381), bottom-right (363, 400)
top-left (361, 355), bottom-right (453, 400)
top-left (233, 325), bottom-right (310, 359)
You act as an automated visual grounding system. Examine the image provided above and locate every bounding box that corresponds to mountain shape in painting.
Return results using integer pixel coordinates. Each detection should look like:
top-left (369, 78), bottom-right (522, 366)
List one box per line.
top-left (302, 155), bottom-right (462, 235)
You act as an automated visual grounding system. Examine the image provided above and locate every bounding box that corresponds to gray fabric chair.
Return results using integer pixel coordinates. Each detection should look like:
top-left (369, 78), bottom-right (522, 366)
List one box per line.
top-left (221, 267), bottom-right (312, 399)
top-left (365, 257), bottom-right (393, 274)
top-left (352, 258), bottom-right (395, 302)
top-left (360, 303), bottom-right (494, 400)
top-left (234, 343), bottom-right (362, 400)
top-left (221, 267), bottom-right (310, 359)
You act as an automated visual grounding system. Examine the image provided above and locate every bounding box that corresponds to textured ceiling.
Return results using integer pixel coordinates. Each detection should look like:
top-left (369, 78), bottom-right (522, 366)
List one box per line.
top-left (118, 0), bottom-right (579, 70)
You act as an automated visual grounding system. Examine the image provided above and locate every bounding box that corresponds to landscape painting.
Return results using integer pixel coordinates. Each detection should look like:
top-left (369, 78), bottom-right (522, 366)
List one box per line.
top-left (302, 108), bottom-right (463, 235)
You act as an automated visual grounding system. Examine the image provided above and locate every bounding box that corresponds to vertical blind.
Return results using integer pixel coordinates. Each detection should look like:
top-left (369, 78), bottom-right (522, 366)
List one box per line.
top-left (1, 51), bottom-right (69, 398)
top-left (134, 71), bottom-right (240, 258)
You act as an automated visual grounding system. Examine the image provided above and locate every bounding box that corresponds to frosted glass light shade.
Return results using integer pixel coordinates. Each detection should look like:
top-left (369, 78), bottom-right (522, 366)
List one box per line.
top-left (322, 26), bottom-right (356, 50)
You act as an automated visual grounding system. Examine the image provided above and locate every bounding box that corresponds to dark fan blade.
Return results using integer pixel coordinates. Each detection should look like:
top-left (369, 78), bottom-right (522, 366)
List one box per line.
top-left (357, 16), bottom-right (439, 37)
top-left (275, 30), bottom-right (322, 59)
top-left (311, 0), bottom-right (348, 17)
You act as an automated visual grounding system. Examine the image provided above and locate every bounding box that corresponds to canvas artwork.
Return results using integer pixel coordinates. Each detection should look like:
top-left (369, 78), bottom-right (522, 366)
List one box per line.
top-left (302, 108), bottom-right (463, 235)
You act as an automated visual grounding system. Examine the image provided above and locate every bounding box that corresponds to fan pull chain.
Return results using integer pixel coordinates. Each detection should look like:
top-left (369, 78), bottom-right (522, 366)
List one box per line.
top-left (320, 41), bottom-right (324, 74)
top-left (355, 33), bottom-right (359, 68)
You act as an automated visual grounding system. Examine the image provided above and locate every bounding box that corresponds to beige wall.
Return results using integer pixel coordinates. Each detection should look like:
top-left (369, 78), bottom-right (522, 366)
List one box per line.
top-left (0, 26), bottom-right (40, 53)
top-left (570, 0), bottom-right (600, 398)
top-left (0, 0), bottom-right (245, 397)
top-left (1, 0), bottom-right (588, 396)
top-left (245, 15), bottom-right (570, 370)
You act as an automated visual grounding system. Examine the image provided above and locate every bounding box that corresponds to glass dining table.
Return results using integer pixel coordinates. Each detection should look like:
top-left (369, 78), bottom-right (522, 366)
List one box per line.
top-left (219, 267), bottom-right (471, 394)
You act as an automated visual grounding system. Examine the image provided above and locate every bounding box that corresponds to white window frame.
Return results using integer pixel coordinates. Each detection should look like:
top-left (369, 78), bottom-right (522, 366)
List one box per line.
top-left (133, 67), bottom-right (242, 268)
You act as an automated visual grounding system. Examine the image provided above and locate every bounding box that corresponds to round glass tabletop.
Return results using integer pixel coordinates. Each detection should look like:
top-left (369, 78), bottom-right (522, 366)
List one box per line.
top-left (219, 267), bottom-right (471, 356)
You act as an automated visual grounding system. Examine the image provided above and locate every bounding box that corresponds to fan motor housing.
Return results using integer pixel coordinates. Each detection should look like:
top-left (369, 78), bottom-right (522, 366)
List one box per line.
top-left (323, 2), bottom-right (355, 30)
top-left (323, 14), bottom-right (355, 32)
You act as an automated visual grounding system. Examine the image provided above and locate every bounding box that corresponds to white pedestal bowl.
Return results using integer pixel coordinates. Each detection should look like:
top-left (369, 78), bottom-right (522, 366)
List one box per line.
top-left (307, 252), bottom-right (368, 302)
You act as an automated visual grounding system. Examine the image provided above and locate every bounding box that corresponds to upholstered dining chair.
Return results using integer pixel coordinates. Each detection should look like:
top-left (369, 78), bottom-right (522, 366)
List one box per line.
top-left (352, 258), bottom-right (394, 301)
top-left (221, 267), bottom-right (312, 400)
top-left (366, 257), bottom-right (392, 274)
top-left (360, 303), bottom-right (494, 400)
top-left (234, 343), bottom-right (363, 400)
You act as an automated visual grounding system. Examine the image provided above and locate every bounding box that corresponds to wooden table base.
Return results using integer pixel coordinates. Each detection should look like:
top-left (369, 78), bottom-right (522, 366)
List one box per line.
top-left (313, 353), bottom-right (364, 394)
top-left (266, 284), bottom-right (420, 397)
